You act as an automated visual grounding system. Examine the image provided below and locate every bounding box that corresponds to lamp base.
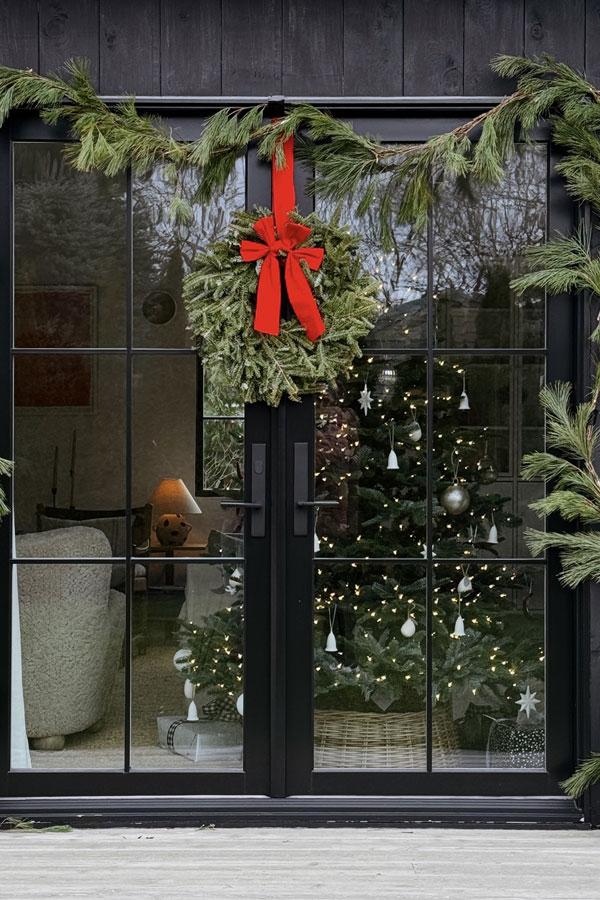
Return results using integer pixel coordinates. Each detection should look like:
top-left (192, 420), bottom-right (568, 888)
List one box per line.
top-left (154, 513), bottom-right (192, 547)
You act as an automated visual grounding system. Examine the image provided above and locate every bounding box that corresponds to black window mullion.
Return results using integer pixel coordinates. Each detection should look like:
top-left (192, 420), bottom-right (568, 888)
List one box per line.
top-left (425, 196), bottom-right (434, 774)
top-left (124, 166), bottom-right (133, 774)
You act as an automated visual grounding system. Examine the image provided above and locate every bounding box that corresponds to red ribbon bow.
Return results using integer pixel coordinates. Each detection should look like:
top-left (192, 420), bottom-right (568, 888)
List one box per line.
top-left (240, 134), bottom-right (325, 342)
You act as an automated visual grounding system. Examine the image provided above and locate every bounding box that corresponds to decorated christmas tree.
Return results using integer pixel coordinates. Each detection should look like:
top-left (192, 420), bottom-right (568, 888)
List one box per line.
top-left (311, 353), bottom-right (544, 750)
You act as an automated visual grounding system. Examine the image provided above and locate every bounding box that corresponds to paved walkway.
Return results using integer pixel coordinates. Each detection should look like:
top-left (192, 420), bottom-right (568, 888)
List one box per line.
top-left (1, 826), bottom-right (600, 899)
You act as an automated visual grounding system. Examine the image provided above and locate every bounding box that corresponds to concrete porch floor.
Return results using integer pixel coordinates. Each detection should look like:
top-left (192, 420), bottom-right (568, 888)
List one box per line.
top-left (1, 826), bottom-right (600, 899)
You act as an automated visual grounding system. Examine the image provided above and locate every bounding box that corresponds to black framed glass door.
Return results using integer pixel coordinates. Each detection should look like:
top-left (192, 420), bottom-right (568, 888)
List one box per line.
top-left (0, 113), bottom-right (273, 798)
top-left (1, 106), bottom-right (578, 806)
top-left (284, 113), bottom-right (576, 797)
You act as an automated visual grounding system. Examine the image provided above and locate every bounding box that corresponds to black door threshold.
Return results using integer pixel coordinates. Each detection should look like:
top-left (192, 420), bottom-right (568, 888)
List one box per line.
top-left (0, 795), bottom-right (586, 828)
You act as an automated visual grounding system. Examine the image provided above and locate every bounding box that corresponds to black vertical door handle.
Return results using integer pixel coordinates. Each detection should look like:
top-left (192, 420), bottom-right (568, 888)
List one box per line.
top-left (293, 441), bottom-right (338, 536)
top-left (220, 443), bottom-right (266, 538)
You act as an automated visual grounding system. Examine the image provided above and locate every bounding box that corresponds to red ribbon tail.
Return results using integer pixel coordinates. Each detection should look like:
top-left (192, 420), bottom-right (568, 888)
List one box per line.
top-left (253, 253), bottom-right (282, 336)
top-left (284, 255), bottom-right (326, 342)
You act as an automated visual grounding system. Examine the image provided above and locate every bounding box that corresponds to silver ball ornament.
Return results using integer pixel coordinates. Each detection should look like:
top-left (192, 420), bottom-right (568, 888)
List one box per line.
top-left (406, 420), bottom-right (422, 443)
top-left (476, 455), bottom-right (497, 484)
top-left (440, 481), bottom-right (471, 515)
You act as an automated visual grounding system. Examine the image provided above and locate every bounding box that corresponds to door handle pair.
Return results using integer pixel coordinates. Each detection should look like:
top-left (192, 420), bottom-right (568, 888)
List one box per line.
top-left (219, 441), bottom-right (339, 539)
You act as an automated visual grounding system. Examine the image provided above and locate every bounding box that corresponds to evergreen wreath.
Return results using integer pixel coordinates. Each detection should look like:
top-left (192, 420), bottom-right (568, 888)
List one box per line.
top-left (183, 208), bottom-right (379, 406)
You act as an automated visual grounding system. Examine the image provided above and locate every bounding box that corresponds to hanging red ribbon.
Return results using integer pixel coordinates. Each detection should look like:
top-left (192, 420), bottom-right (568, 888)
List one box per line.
top-left (240, 134), bottom-right (326, 341)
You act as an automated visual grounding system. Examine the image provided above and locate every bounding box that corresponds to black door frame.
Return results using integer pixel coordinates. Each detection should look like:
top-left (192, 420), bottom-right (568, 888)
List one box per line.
top-left (0, 97), bottom-right (593, 824)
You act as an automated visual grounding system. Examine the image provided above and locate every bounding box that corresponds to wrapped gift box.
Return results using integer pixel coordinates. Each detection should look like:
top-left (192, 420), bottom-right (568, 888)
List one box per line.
top-left (157, 716), bottom-right (243, 764)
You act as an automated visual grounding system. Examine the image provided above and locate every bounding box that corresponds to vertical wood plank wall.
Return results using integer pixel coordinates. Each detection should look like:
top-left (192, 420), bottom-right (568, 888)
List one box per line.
top-left (1, 0), bottom-right (598, 821)
top-left (0, 0), bottom-right (593, 97)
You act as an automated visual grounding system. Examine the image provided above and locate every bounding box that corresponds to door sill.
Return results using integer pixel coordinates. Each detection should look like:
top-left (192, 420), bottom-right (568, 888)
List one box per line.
top-left (0, 795), bottom-right (586, 828)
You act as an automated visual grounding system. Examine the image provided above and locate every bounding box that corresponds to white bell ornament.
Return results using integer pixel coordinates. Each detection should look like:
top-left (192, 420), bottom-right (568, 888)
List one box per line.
top-left (325, 630), bottom-right (338, 652)
top-left (401, 616), bottom-right (416, 638)
top-left (487, 512), bottom-right (499, 545)
top-left (453, 614), bottom-right (465, 638)
top-left (325, 603), bottom-right (337, 653)
top-left (186, 699), bottom-right (199, 722)
top-left (325, 604), bottom-right (338, 652)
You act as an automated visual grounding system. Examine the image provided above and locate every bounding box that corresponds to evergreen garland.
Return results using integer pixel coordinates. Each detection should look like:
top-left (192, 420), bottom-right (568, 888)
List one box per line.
top-left (183, 209), bottom-right (379, 405)
top-left (1, 54), bottom-right (600, 242)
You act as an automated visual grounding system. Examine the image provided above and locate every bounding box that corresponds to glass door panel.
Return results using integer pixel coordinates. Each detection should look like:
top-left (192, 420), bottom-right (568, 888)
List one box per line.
top-left (296, 132), bottom-right (557, 790)
top-left (7, 132), bottom-right (269, 794)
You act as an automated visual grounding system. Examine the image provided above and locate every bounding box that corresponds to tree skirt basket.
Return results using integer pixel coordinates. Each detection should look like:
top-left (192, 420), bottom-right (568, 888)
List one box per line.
top-left (314, 709), bottom-right (459, 768)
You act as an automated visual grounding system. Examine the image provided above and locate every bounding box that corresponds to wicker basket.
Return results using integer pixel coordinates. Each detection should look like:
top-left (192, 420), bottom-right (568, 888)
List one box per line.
top-left (314, 708), bottom-right (459, 768)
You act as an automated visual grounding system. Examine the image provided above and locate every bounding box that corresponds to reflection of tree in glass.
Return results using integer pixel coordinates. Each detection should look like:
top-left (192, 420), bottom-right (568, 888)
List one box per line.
top-left (434, 145), bottom-right (546, 348)
top-left (316, 171), bottom-right (427, 347)
top-left (14, 145), bottom-right (128, 285)
top-left (133, 161), bottom-right (245, 286)
top-left (203, 419), bottom-right (243, 494)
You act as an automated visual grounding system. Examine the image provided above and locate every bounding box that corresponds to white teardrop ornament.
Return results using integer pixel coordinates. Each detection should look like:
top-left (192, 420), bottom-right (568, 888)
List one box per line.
top-left (325, 630), bottom-right (338, 652)
top-left (458, 371), bottom-right (470, 410)
top-left (387, 449), bottom-right (399, 470)
top-left (401, 616), bottom-right (416, 638)
top-left (184, 678), bottom-right (195, 700)
top-left (453, 615), bottom-right (465, 638)
top-left (314, 530), bottom-right (321, 552)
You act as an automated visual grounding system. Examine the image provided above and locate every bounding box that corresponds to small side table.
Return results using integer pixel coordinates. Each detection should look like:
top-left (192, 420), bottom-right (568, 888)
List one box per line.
top-left (148, 542), bottom-right (207, 585)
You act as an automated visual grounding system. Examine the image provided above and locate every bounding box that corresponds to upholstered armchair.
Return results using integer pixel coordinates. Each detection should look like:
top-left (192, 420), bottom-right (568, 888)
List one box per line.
top-left (16, 526), bottom-right (125, 751)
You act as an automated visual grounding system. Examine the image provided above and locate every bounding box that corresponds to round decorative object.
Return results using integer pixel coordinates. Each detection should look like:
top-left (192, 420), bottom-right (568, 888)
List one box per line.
top-left (375, 366), bottom-right (397, 398)
top-left (406, 419), bottom-right (422, 443)
top-left (183, 210), bottom-right (379, 407)
top-left (236, 693), bottom-right (244, 716)
top-left (400, 616), bottom-right (416, 638)
top-left (142, 290), bottom-right (176, 325)
top-left (155, 514), bottom-right (192, 547)
top-left (173, 648), bottom-right (192, 672)
top-left (476, 455), bottom-right (497, 484)
top-left (439, 481), bottom-right (471, 515)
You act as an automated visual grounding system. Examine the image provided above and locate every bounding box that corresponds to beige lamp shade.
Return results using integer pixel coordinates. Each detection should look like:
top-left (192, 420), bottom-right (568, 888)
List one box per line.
top-left (148, 477), bottom-right (202, 518)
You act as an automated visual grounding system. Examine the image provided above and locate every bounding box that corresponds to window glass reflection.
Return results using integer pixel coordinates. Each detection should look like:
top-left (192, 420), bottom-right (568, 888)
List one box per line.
top-left (133, 161), bottom-right (245, 349)
top-left (434, 144), bottom-right (546, 348)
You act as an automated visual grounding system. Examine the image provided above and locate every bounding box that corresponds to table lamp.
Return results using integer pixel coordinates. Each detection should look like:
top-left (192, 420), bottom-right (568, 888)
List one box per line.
top-left (149, 477), bottom-right (201, 548)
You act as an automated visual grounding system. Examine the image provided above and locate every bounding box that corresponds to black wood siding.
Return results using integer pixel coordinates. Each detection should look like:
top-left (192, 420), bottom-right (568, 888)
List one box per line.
top-left (0, 0), bottom-right (594, 97)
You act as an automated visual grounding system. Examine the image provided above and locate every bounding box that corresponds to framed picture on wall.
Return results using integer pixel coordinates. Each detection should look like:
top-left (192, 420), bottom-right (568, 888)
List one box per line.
top-left (14, 285), bottom-right (97, 408)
